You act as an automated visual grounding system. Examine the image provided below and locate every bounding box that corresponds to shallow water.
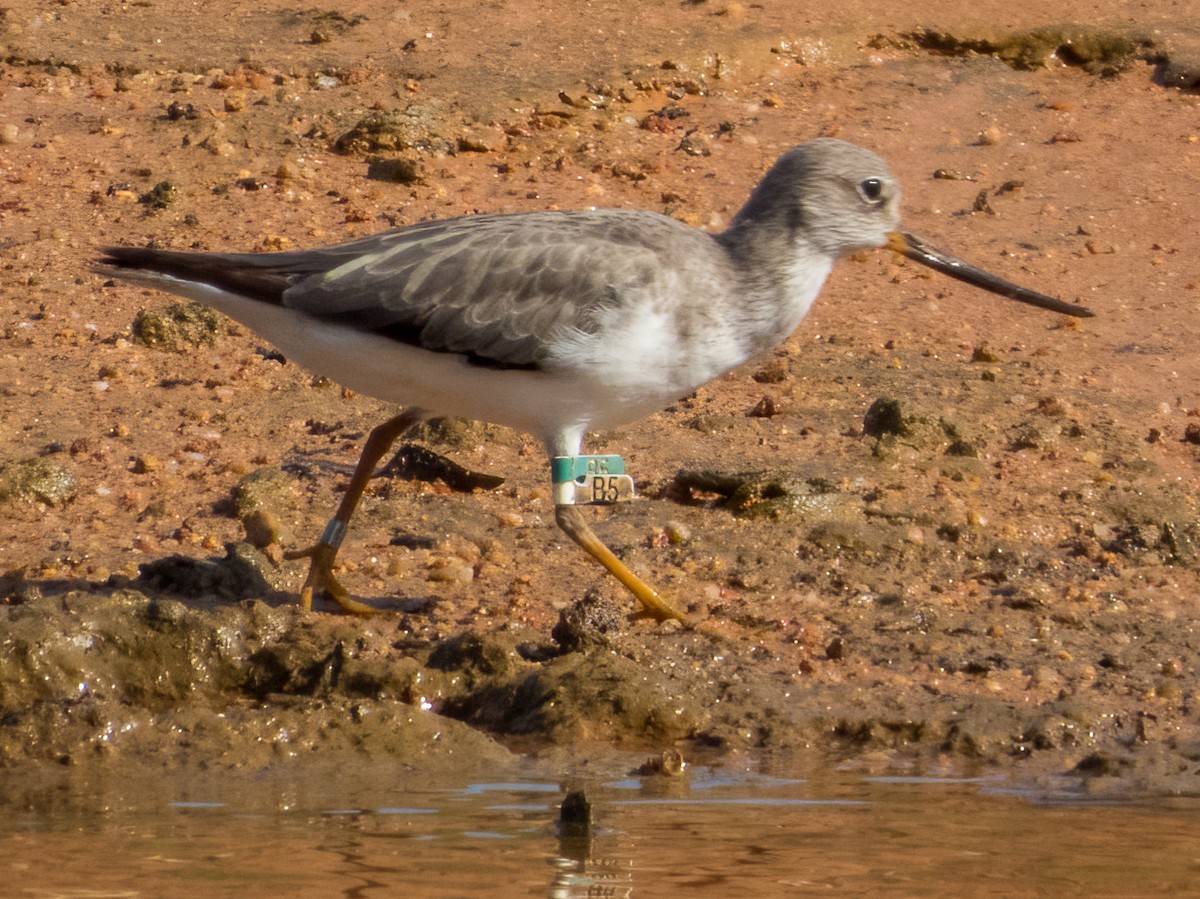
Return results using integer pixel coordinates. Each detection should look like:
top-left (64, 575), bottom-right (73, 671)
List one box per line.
top-left (4, 759), bottom-right (1198, 897)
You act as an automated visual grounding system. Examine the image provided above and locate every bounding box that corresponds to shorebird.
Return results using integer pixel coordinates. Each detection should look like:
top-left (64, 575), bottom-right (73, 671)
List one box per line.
top-left (98, 138), bottom-right (1093, 624)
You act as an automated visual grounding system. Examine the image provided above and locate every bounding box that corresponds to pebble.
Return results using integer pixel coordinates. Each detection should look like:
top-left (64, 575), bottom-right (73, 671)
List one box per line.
top-left (678, 133), bottom-right (711, 157)
top-left (978, 125), bottom-right (1004, 145)
top-left (132, 535), bottom-right (157, 553)
top-left (664, 520), bottom-right (691, 546)
top-left (749, 395), bottom-right (782, 417)
top-left (751, 357), bottom-right (789, 384)
top-left (132, 455), bottom-right (162, 474)
top-left (972, 344), bottom-right (1000, 363)
top-left (242, 508), bottom-right (282, 548)
top-left (1161, 658), bottom-right (1184, 677)
top-left (427, 556), bottom-right (475, 584)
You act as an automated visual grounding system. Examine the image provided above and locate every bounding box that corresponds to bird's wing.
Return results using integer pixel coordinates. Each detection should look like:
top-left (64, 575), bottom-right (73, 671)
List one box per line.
top-left (281, 210), bottom-right (690, 368)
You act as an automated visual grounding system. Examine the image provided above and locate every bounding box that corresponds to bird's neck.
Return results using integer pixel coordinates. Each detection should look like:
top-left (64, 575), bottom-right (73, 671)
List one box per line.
top-left (715, 221), bottom-right (834, 350)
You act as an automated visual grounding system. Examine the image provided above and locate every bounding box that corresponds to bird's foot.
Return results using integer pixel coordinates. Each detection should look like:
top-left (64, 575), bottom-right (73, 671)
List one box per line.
top-left (628, 589), bottom-right (691, 626)
top-left (284, 540), bottom-right (380, 616)
top-left (554, 504), bottom-right (693, 627)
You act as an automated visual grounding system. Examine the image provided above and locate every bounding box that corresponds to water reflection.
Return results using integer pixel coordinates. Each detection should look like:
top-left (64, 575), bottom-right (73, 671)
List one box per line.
top-left (3, 760), bottom-right (1198, 896)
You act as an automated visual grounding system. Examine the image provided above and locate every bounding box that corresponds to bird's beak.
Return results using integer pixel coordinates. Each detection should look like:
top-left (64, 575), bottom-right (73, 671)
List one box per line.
top-left (886, 231), bottom-right (1095, 318)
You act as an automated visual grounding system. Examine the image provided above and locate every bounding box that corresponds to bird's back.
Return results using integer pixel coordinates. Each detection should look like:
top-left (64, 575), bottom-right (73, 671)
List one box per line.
top-left (101, 209), bottom-right (735, 373)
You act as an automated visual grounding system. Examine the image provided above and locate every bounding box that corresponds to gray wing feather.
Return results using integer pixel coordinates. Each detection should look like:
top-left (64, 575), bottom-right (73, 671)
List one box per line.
top-left (282, 211), bottom-right (694, 367)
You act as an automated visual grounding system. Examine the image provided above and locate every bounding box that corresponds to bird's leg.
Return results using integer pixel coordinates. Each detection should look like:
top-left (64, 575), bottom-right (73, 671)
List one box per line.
top-left (554, 504), bottom-right (691, 625)
top-left (285, 408), bottom-right (425, 614)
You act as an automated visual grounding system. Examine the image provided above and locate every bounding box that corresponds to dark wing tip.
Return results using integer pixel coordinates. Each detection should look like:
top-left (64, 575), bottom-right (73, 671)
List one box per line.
top-left (95, 246), bottom-right (161, 270)
top-left (93, 245), bottom-right (299, 305)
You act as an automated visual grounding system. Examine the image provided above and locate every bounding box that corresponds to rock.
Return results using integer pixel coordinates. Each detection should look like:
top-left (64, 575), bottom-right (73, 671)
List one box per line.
top-left (559, 789), bottom-right (592, 838)
top-left (242, 508), bottom-right (282, 548)
top-left (552, 588), bottom-right (626, 651)
top-left (333, 105), bottom-right (451, 155)
top-left (365, 156), bottom-right (423, 183)
top-left (132, 302), bottom-right (225, 352)
top-left (136, 543), bottom-right (277, 601)
top-left (0, 458), bottom-right (77, 506)
top-left (232, 466), bottom-right (293, 518)
top-left (138, 180), bottom-right (177, 209)
top-left (748, 395), bottom-right (783, 417)
top-left (673, 468), bottom-right (856, 520)
top-left (862, 397), bottom-right (967, 459)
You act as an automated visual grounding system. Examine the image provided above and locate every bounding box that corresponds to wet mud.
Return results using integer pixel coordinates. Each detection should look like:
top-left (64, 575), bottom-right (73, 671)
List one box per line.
top-left (2, 2), bottom-right (1199, 798)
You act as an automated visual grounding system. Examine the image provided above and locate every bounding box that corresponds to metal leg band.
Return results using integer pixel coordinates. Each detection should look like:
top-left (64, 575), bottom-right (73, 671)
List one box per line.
top-left (320, 518), bottom-right (348, 550)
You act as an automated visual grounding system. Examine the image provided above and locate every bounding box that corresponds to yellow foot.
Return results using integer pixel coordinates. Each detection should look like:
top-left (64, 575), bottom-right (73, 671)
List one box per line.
top-left (553, 504), bottom-right (692, 626)
top-left (283, 541), bottom-right (381, 616)
top-left (628, 590), bottom-right (692, 626)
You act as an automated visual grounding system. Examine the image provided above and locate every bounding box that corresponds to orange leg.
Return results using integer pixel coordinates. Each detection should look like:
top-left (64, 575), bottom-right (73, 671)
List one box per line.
top-left (285, 409), bottom-right (426, 614)
top-left (554, 505), bottom-right (691, 624)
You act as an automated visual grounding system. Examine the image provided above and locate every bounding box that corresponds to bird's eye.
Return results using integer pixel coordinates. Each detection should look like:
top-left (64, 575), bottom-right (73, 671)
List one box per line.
top-left (858, 178), bottom-right (885, 204)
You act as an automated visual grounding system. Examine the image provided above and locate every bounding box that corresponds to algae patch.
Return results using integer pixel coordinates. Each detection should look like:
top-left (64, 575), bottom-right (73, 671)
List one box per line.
top-left (132, 301), bottom-right (226, 352)
top-left (0, 457), bottom-right (77, 506)
top-left (890, 25), bottom-right (1152, 77)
